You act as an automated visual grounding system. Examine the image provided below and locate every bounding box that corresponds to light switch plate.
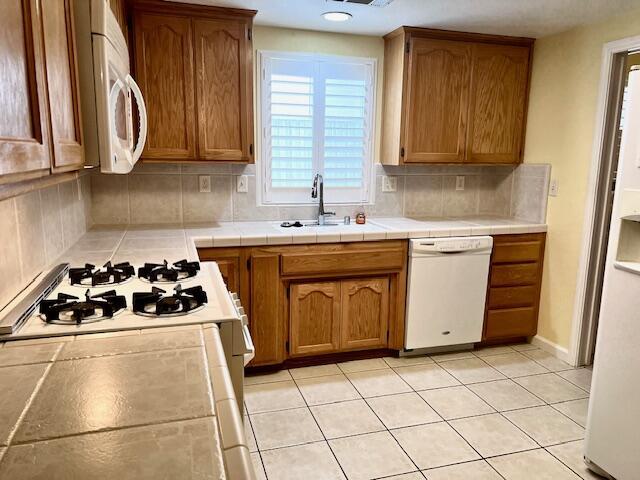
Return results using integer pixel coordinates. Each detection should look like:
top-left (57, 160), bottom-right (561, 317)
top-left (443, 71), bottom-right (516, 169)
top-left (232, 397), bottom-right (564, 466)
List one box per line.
top-left (198, 175), bottom-right (211, 193)
top-left (382, 176), bottom-right (397, 192)
top-left (456, 176), bottom-right (465, 191)
top-left (237, 175), bottom-right (248, 193)
top-left (550, 179), bottom-right (559, 197)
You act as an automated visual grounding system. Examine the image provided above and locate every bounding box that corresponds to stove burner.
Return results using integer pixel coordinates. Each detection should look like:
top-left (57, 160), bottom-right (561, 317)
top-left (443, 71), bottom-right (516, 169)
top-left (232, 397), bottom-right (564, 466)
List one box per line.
top-left (39, 289), bottom-right (127, 325)
top-left (69, 262), bottom-right (135, 286)
top-left (132, 284), bottom-right (208, 317)
top-left (137, 259), bottom-right (200, 283)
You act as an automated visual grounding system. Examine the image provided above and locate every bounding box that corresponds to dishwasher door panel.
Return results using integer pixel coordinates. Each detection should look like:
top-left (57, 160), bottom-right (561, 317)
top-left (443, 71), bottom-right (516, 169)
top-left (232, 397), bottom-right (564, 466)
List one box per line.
top-left (405, 251), bottom-right (491, 349)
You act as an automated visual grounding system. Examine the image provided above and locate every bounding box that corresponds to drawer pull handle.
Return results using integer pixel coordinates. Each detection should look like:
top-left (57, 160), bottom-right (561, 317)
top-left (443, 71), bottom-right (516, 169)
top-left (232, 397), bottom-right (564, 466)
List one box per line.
top-left (442, 331), bottom-right (451, 335)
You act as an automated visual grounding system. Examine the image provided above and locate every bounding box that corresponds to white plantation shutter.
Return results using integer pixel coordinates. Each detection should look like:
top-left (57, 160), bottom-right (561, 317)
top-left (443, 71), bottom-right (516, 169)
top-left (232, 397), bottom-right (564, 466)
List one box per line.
top-left (261, 52), bottom-right (375, 204)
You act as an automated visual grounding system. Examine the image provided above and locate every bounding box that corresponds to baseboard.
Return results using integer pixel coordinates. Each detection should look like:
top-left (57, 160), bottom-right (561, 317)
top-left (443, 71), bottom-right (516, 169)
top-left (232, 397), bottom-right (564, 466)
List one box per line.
top-left (531, 335), bottom-right (571, 363)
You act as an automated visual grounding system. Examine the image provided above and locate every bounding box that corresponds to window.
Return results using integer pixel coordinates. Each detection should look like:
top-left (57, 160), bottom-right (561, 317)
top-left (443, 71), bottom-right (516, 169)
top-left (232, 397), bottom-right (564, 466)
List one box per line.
top-left (259, 51), bottom-right (376, 204)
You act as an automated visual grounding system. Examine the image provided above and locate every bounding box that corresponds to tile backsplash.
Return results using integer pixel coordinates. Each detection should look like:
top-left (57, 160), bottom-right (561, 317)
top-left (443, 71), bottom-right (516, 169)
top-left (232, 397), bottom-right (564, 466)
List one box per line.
top-left (0, 176), bottom-right (92, 310)
top-left (90, 163), bottom-right (551, 226)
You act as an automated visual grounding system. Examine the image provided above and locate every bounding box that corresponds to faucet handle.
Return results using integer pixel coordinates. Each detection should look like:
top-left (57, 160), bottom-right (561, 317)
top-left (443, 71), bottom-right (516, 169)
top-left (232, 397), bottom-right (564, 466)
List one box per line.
top-left (325, 211), bottom-right (336, 216)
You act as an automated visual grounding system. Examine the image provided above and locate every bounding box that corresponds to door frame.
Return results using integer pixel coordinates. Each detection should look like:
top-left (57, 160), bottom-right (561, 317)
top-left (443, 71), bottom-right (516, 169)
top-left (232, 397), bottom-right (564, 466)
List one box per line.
top-left (570, 34), bottom-right (640, 366)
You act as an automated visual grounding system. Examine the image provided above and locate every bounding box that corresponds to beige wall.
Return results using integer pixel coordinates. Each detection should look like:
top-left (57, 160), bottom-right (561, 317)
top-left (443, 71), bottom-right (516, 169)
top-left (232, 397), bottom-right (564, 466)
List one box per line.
top-left (524, 8), bottom-right (640, 349)
top-left (252, 26), bottom-right (385, 164)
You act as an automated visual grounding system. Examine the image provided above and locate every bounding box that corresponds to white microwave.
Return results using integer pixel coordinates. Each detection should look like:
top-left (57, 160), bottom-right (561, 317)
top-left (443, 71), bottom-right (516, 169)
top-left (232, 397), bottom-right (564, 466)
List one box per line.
top-left (74, 0), bottom-right (147, 174)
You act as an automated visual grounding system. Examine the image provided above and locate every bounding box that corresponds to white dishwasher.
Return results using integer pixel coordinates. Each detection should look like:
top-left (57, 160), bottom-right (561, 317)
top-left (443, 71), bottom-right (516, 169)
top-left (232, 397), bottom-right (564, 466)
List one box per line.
top-left (405, 236), bottom-right (493, 350)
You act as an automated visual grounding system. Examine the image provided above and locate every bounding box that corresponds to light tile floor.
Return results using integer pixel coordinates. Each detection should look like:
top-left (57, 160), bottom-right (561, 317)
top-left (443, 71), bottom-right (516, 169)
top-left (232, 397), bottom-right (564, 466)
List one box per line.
top-left (245, 345), bottom-right (593, 480)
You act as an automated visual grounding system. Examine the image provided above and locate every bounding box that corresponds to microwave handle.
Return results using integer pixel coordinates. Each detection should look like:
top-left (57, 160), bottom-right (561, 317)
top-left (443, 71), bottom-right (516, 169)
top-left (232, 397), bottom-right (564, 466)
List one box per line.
top-left (108, 78), bottom-right (125, 147)
top-left (127, 74), bottom-right (148, 162)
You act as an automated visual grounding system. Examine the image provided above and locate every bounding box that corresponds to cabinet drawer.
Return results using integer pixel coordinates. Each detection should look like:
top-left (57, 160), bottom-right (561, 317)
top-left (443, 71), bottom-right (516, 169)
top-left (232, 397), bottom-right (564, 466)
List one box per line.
top-left (281, 249), bottom-right (405, 277)
top-left (490, 263), bottom-right (539, 287)
top-left (492, 241), bottom-right (542, 264)
top-left (485, 307), bottom-right (537, 339)
top-left (488, 286), bottom-right (537, 309)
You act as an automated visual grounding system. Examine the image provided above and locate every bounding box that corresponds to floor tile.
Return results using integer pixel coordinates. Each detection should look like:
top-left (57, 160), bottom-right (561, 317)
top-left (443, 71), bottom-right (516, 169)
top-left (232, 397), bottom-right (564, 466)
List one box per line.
top-left (515, 374), bottom-right (589, 404)
top-left (503, 406), bottom-right (584, 446)
top-left (337, 358), bottom-right (390, 373)
top-left (244, 417), bottom-right (257, 453)
top-left (449, 413), bottom-right (537, 457)
top-left (289, 364), bottom-right (341, 380)
top-left (474, 345), bottom-right (516, 357)
top-left (311, 399), bottom-right (385, 439)
top-left (0, 364), bottom-right (48, 446)
top-left (469, 379), bottom-right (545, 411)
top-left (384, 473), bottom-right (425, 480)
top-left (392, 422), bottom-right (480, 470)
top-left (262, 441), bottom-right (346, 480)
top-left (244, 369), bottom-right (292, 386)
top-left (522, 349), bottom-right (574, 372)
top-left (511, 343), bottom-right (539, 352)
top-left (439, 357), bottom-right (506, 384)
top-left (394, 364), bottom-right (460, 391)
top-left (547, 440), bottom-right (601, 479)
top-left (384, 355), bottom-right (433, 368)
top-left (419, 386), bottom-right (494, 420)
top-left (0, 342), bottom-right (61, 367)
top-left (482, 352), bottom-right (549, 378)
top-left (244, 380), bottom-right (306, 414)
top-left (557, 369), bottom-right (592, 392)
top-left (488, 449), bottom-right (581, 479)
top-left (366, 392), bottom-right (441, 429)
top-left (430, 350), bottom-right (476, 362)
top-left (296, 374), bottom-right (361, 406)
top-left (15, 349), bottom-right (211, 443)
top-left (329, 431), bottom-right (415, 480)
top-left (552, 398), bottom-right (590, 427)
top-left (250, 407), bottom-right (323, 450)
top-left (0, 418), bottom-right (225, 480)
top-left (423, 460), bottom-right (502, 480)
top-left (251, 452), bottom-right (267, 480)
top-left (346, 369), bottom-right (412, 397)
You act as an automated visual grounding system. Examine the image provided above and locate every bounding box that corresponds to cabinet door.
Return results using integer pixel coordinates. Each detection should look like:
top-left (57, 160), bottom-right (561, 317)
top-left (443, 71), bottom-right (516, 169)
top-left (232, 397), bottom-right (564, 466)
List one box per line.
top-left (133, 13), bottom-right (196, 160)
top-left (341, 278), bottom-right (389, 351)
top-left (0, 0), bottom-right (51, 178)
top-left (289, 282), bottom-right (341, 357)
top-left (403, 38), bottom-right (470, 163)
top-left (193, 18), bottom-right (253, 162)
top-left (250, 254), bottom-right (284, 365)
top-left (42, 0), bottom-right (84, 172)
top-left (467, 44), bottom-right (529, 164)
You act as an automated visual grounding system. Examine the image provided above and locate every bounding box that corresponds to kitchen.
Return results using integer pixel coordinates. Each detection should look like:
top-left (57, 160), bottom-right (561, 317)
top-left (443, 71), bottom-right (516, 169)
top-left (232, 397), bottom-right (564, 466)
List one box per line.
top-left (1, 0), bottom-right (639, 479)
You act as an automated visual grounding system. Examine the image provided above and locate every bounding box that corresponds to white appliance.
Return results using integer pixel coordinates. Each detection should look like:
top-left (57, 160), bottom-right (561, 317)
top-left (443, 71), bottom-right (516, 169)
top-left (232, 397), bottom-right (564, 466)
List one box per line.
top-left (585, 67), bottom-right (640, 480)
top-left (74, 0), bottom-right (147, 173)
top-left (405, 237), bottom-right (493, 350)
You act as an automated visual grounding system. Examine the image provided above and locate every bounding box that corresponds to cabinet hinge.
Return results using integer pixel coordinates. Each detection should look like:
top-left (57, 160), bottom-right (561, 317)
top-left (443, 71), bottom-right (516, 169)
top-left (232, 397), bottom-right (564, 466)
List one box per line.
top-left (246, 258), bottom-right (251, 270)
top-left (285, 340), bottom-right (289, 353)
top-left (249, 143), bottom-right (253, 155)
top-left (405, 41), bottom-right (410, 53)
top-left (248, 28), bottom-right (252, 41)
top-left (400, 147), bottom-right (405, 157)
top-left (286, 288), bottom-right (290, 299)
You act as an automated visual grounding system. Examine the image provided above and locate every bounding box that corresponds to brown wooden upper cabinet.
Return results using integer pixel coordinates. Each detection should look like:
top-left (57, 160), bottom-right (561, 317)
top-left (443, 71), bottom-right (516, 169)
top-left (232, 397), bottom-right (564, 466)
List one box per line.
top-left (381, 27), bottom-right (533, 165)
top-left (1, 0), bottom-right (83, 182)
top-left (131, 0), bottom-right (256, 163)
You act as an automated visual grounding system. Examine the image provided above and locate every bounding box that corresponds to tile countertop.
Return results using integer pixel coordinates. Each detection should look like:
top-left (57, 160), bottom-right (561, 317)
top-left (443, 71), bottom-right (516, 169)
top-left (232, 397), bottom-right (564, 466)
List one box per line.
top-left (0, 325), bottom-right (233, 480)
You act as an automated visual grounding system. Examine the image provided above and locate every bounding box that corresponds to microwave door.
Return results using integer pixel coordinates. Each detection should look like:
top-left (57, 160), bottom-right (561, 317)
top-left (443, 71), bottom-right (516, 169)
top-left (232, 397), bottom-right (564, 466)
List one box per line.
top-left (108, 76), bottom-right (134, 169)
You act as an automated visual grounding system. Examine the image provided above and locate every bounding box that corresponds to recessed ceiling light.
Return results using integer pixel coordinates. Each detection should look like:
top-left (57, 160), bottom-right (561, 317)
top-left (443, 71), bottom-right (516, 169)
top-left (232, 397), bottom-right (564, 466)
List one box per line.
top-left (322, 11), bottom-right (352, 22)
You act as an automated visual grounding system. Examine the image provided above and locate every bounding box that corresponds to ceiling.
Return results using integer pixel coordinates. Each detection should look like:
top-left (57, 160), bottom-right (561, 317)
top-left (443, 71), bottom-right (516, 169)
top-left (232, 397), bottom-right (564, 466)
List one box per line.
top-left (172, 0), bottom-right (640, 38)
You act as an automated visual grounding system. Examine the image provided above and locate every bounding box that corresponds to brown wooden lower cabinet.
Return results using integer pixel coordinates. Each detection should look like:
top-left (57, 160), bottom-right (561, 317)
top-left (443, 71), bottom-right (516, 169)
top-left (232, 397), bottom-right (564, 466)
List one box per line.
top-left (198, 241), bottom-right (407, 367)
top-left (483, 233), bottom-right (546, 342)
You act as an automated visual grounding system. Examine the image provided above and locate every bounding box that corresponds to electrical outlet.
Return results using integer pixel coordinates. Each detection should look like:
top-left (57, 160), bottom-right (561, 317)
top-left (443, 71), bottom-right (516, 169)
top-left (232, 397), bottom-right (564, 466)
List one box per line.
top-left (550, 179), bottom-right (559, 197)
top-left (236, 175), bottom-right (248, 193)
top-left (455, 176), bottom-right (465, 191)
top-left (381, 176), bottom-right (397, 192)
top-left (198, 175), bottom-right (211, 193)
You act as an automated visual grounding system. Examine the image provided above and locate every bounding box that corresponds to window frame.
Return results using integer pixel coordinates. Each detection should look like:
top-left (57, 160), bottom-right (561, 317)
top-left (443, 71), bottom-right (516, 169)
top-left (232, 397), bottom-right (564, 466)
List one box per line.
top-left (257, 50), bottom-right (377, 206)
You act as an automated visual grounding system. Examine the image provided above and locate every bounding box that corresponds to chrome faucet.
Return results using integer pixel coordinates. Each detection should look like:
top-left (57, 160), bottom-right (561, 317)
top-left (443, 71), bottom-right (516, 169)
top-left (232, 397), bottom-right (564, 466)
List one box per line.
top-left (311, 174), bottom-right (335, 225)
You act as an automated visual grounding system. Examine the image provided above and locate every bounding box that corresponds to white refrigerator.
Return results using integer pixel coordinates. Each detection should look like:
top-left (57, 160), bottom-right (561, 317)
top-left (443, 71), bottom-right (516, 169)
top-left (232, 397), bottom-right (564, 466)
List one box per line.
top-left (585, 67), bottom-right (640, 479)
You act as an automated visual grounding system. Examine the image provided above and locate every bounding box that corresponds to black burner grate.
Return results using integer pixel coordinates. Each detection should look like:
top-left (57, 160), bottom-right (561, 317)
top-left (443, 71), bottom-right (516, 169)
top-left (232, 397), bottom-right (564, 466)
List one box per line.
top-left (137, 259), bottom-right (200, 283)
top-left (69, 261), bottom-right (135, 286)
top-left (132, 284), bottom-right (208, 316)
top-left (39, 289), bottom-right (127, 324)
